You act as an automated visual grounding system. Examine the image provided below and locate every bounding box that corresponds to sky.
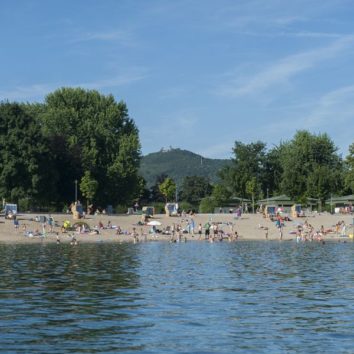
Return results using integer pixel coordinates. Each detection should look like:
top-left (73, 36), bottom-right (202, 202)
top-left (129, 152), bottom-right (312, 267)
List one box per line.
top-left (1, 0), bottom-right (354, 159)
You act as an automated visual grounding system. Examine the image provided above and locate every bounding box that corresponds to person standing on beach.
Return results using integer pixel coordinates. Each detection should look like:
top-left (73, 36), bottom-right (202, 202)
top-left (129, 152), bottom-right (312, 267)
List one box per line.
top-left (279, 225), bottom-right (283, 240)
top-left (13, 217), bottom-right (19, 231)
top-left (204, 222), bottom-right (210, 239)
top-left (198, 223), bottom-right (202, 239)
top-left (48, 215), bottom-right (54, 233)
top-left (341, 222), bottom-right (346, 236)
top-left (213, 223), bottom-right (218, 238)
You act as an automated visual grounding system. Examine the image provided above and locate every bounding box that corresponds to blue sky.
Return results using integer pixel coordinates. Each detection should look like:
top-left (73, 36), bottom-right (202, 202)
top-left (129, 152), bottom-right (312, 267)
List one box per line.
top-left (1, 0), bottom-right (354, 158)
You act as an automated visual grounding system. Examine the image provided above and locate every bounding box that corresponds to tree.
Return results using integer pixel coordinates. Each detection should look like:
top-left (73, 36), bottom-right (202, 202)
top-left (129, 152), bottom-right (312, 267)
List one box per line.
top-left (39, 87), bottom-right (141, 206)
top-left (150, 173), bottom-right (168, 202)
top-left (280, 131), bottom-right (343, 203)
top-left (159, 177), bottom-right (176, 202)
top-left (0, 102), bottom-right (57, 206)
top-left (262, 144), bottom-right (285, 196)
top-left (344, 143), bottom-right (354, 193)
top-left (211, 184), bottom-right (232, 205)
top-left (199, 196), bottom-right (218, 213)
top-left (246, 177), bottom-right (261, 213)
top-left (180, 176), bottom-right (212, 205)
top-left (80, 171), bottom-right (98, 208)
top-left (219, 141), bottom-right (267, 198)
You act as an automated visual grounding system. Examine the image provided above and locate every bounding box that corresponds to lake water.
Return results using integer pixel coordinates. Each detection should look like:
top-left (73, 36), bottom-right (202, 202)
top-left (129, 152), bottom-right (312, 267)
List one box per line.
top-left (0, 241), bottom-right (353, 353)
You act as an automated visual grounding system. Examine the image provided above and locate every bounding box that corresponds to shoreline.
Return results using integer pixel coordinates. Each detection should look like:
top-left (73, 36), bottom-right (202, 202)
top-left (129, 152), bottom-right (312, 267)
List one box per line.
top-left (0, 212), bottom-right (353, 245)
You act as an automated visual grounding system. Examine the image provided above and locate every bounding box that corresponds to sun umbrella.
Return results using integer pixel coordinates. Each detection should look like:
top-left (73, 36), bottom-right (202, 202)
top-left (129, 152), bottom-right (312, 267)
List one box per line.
top-left (147, 220), bottom-right (162, 226)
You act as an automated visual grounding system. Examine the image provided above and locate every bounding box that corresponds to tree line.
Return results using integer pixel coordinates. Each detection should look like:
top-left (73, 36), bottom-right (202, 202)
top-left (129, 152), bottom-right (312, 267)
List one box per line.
top-left (0, 87), bottom-right (353, 213)
top-left (203, 132), bottom-right (354, 212)
top-left (0, 88), bottom-right (142, 211)
top-left (150, 132), bottom-right (354, 213)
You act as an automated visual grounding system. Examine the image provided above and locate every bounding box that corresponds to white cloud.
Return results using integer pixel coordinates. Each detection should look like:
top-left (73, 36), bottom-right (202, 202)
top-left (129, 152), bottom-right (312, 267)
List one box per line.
top-left (304, 84), bottom-right (354, 127)
top-left (216, 36), bottom-right (354, 97)
top-left (254, 84), bottom-right (354, 154)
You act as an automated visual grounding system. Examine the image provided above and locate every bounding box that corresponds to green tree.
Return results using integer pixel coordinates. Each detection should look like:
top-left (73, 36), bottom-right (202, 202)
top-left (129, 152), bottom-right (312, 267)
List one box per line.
top-left (180, 176), bottom-right (212, 205)
top-left (39, 87), bottom-right (141, 206)
top-left (159, 177), bottom-right (176, 202)
top-left (0, 102), bottom-right (57, 206)
top-left (220, 141), bottom-right (267, 198)
top-left (344, 143), bottom-right (354, 193)
top-left (246, 177), bottom-right (261, 213)
top-left (262, 144), bottom-right (285, 196)
top-left (199, 196), bottom-right (218, 213)
top-left (80, 171), bottom-right (98, 208)
top-left (280, 131), bottom-right (343, 203)
top-left (211, 184), bottom-right (232, 205)
top-left (150, 173), bottom-right (168, 202)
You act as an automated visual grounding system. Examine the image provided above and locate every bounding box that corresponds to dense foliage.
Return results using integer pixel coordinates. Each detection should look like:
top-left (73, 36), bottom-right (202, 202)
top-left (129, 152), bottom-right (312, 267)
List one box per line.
top-left (180, 176), bottom-right (212, 205)
top-left (344, 143), bottom-right (354, 194)
top-left (217, 130), bottom-right (348, 205)
top-left (0, 88), bottom-right (352, 213)
top-left (158, 177), bottom-right (176, 202)
top-left (279, 131), bottom-right (342, 203)
top-left (0, 103), bottom-right (57, 208)
top-left (0, 88), bottom-right (141, 210)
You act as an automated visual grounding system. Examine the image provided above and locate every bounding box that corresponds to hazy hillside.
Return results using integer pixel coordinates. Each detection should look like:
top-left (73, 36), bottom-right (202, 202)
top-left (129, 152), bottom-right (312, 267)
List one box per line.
top-left (140, 148), bottom-right (231, 187)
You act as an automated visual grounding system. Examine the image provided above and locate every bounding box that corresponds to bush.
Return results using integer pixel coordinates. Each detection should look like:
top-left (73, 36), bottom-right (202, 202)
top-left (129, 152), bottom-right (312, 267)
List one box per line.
top-left (150, 202), bottom-right (165, 214)
top-left (178, 201), bottom-right (197, 212)
top-left (199, 197), bottom-right (218, 213)
top-left (18, 198), bottom-right (31, 212)
top-left (115, 204), bottom-right (128, 214)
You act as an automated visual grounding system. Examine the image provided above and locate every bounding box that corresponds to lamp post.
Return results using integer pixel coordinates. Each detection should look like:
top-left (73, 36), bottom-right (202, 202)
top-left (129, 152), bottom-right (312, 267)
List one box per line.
top-left (266, 188), bottom-right (269, 205)
top-left (75, 180), bottom-right (78, 202)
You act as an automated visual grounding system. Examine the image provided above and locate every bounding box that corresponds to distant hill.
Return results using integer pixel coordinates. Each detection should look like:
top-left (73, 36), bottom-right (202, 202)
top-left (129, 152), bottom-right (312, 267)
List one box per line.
top-left (140, 148), bottom-right (231, 187)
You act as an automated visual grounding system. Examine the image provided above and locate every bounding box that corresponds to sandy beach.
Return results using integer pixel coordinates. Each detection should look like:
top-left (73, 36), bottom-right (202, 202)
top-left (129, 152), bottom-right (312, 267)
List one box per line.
top-left (0, 211), bottom-right (353, 244)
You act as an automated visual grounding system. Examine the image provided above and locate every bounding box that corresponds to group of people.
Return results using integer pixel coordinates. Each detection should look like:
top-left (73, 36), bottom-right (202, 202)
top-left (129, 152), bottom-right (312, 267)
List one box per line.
top-left (200, 221), bottom-right (239, 242)
top-left (295, 221), bottom-right (326, 243)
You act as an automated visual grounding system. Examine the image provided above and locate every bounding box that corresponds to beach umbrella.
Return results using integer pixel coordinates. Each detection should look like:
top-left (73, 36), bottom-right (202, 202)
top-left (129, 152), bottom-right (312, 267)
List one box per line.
top-left (147, 220), bottom-right (162, 226)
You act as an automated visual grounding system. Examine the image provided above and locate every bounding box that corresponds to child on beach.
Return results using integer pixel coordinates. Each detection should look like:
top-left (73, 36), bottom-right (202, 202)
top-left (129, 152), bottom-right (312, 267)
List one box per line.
top-left (198, 223), bottom-right (202, 239)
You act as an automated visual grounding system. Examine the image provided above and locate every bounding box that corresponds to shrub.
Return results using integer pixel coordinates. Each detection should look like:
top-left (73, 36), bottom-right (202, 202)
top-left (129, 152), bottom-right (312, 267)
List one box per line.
top-left (199, 197), bottom-right (218, 213)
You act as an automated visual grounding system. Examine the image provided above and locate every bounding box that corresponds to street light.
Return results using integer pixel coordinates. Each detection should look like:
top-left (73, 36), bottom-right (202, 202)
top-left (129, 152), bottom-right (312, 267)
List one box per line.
top-left (266, 188), bottom-right (269, 203)
top-left (75, 180), bottom-right (78, 202)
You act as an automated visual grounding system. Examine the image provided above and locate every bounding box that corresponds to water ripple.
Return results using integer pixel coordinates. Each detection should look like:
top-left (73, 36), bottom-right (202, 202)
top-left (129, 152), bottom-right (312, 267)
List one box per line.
top-left (0, 241), bottom-right (353, 353)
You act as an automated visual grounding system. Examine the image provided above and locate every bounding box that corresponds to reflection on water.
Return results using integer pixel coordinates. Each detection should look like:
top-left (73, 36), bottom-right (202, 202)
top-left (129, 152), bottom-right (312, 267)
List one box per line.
top-left (0, 241), bottom-right (353, 353)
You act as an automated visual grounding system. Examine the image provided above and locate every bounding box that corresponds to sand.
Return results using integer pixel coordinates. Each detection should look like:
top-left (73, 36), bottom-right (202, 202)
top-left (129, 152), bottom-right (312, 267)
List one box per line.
top-left (0, 211), bottom-right (353, 244)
